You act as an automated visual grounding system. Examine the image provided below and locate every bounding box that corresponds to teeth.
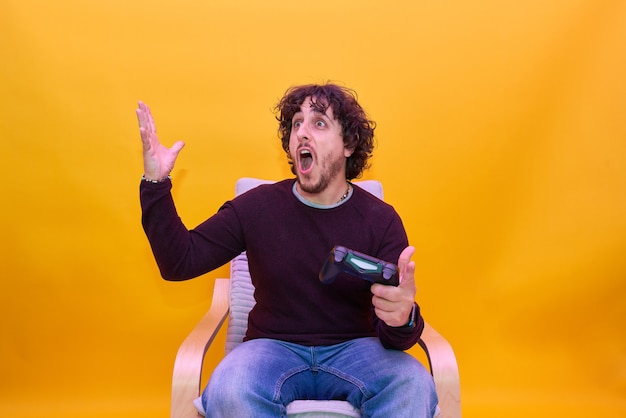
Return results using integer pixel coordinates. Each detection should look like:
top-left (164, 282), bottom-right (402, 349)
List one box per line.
top-left (299, 149), bottom-right (313, 171)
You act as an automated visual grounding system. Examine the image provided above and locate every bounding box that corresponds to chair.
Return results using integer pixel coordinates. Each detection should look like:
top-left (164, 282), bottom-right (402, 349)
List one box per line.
top-left (170, 178), bottom-right (461, 418)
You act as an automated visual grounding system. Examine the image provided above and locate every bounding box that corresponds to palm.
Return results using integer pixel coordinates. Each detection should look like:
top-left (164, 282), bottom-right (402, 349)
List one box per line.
top-left (136, 101), bottom-right (185, 180)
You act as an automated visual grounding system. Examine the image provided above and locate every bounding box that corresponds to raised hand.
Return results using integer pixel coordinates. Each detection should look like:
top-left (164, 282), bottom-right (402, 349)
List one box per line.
top-left (371, 246), bottom-right (418, 327)
top-left (136, 101), bottom-right (185, 181)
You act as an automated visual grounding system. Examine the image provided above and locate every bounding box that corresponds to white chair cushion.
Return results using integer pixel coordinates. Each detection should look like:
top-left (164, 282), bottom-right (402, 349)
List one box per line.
top-left (287, 400), bottom-right (360, 417)
top-left (194, 396), bottom-right (440, 417)
top-left (193, 397), bottom-right (361, 417)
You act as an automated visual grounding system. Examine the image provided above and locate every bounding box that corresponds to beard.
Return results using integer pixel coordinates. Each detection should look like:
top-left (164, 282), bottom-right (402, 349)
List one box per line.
top-left (297, 154), bottom-right (346, 195)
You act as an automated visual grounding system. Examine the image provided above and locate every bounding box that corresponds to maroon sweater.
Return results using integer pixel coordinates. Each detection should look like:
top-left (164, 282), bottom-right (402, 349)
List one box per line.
top-left (140, 178), bottom-right (424, 350)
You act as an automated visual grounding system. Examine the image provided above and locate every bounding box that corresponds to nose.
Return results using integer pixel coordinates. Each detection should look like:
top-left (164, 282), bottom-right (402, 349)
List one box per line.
top-left (295, 121), bottom-right (311, 141)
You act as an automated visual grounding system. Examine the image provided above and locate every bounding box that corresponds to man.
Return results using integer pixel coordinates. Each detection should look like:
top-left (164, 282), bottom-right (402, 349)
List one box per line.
top-left (137, 83), bottom-right (438, 417)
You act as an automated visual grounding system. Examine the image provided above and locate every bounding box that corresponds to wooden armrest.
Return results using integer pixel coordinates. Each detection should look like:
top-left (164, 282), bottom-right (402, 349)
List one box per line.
top-left (171, 278), bottom-right (230, 418)
top-left (419, 322), bottom-right (461, 418)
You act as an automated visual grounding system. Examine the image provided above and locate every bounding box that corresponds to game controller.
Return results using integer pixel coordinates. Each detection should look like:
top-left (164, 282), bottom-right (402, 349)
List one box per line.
top-left (319, 245), bottom-right (400, 286)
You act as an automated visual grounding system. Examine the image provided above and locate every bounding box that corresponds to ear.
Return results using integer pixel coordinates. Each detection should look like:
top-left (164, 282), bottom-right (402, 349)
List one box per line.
top-left (344, 146), bottom-right (355, 158)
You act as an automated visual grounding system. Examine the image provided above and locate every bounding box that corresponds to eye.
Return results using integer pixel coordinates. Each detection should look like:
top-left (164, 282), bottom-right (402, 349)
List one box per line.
top-left (292, 120), bottom-right (302, 129)
top-left (315, 119), bottom-right (327, 128)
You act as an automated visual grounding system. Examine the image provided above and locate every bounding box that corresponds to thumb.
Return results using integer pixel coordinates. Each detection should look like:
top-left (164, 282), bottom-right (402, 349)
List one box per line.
top-left (400, 259), bottom-right (416, 288)
top-left (398, 246), bottom-right (415, 274)
top-left (171, 140), bottom-right (186, 156)
top-left (398, 246), bottom-right (416, 288)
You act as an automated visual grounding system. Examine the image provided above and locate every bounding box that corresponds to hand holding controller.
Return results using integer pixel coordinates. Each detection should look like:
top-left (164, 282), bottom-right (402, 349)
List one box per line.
top-left (319, 245), bottom-right (400, 286)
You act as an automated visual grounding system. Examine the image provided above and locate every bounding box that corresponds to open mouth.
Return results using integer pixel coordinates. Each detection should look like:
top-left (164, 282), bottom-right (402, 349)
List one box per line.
top-left (298, 148), bottom-right (314, 173)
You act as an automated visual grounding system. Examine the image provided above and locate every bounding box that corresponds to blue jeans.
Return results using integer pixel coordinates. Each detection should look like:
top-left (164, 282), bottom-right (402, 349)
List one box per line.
top-left (202, 337), bottom-right (438, 417)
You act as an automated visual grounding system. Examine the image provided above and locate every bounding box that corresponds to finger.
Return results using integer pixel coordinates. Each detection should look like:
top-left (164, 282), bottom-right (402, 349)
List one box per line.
top-left (136, 101), bottom-right (156, 133)
top-left (370, 282), bottom-right (389, 299)
top-left (137, 101), bottom-right (150, 118)
top-left (136, 107), bottom-right (147, 130)
top-left (372, 292), bottom-right (394, 313)
top-left (136, 108), bottom-right (160, 151)
top-left (137, 101), bottom-right (148, 126)
top-left (372, 294), bottom-right (410, 327)
top-left (138, 126), bottom-right (156, 151)
top-left (143, 103), bottom-right (157, 133)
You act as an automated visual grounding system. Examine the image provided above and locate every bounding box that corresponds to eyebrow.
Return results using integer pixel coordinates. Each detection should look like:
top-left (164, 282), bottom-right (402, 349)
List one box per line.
top-left (312, 109), bottom-right (331, 119)
top-left (292, 109), bottom-right (332, 120)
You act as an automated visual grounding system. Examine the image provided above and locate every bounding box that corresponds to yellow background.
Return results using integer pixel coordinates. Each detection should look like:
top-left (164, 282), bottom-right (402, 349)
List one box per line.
top-left (1, 0), bottom-right (625, 416)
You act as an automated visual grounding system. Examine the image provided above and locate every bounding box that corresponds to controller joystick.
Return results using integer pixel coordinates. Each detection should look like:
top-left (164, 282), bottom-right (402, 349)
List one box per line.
top-left (382, 264), bottom-right (396, 280)
top-left (334, 246), bottom-right (348, 263)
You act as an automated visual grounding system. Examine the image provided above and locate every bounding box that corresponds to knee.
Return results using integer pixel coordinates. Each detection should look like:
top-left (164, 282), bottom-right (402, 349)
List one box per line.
top-left (201, 340), bottom-right (291, 415)
top-left (381, 357), bottom-right (438, 415)
top-left (202, 365), bottom-right (243, 411)
top-left (202, 366), bottom-right (280, 417)
top-left (383, 355), bottom-right (437, 400)
top-left (403, 359), bottom-right (434, 384)
top-left (202, 354), bottom-right (262, 406)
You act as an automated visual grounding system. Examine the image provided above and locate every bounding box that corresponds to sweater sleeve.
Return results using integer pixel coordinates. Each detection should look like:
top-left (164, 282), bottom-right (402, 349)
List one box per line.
top-left (140, 179), bottom-right (244, 280)
top-left (375, 303), bottom-right (425, 350)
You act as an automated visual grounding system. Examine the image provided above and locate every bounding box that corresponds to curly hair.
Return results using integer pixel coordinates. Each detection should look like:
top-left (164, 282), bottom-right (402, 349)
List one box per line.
top-left (274, 83), bottom-right (376, 180)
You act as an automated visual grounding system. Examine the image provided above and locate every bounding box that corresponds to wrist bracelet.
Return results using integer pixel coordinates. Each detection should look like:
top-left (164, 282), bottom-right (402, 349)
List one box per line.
top-left (405, 303), bottom-right (417, 328)
top-left (141, 174), bottom-right (171, 183)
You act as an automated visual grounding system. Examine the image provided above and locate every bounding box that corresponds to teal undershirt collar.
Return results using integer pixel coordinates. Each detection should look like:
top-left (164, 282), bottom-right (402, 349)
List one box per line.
top-left (292, 181), bottom-right (353, 209)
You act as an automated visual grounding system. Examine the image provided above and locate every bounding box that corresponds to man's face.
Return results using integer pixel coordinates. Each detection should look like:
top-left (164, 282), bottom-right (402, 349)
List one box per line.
top-left (289, 97), bottom-right (353, 195)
